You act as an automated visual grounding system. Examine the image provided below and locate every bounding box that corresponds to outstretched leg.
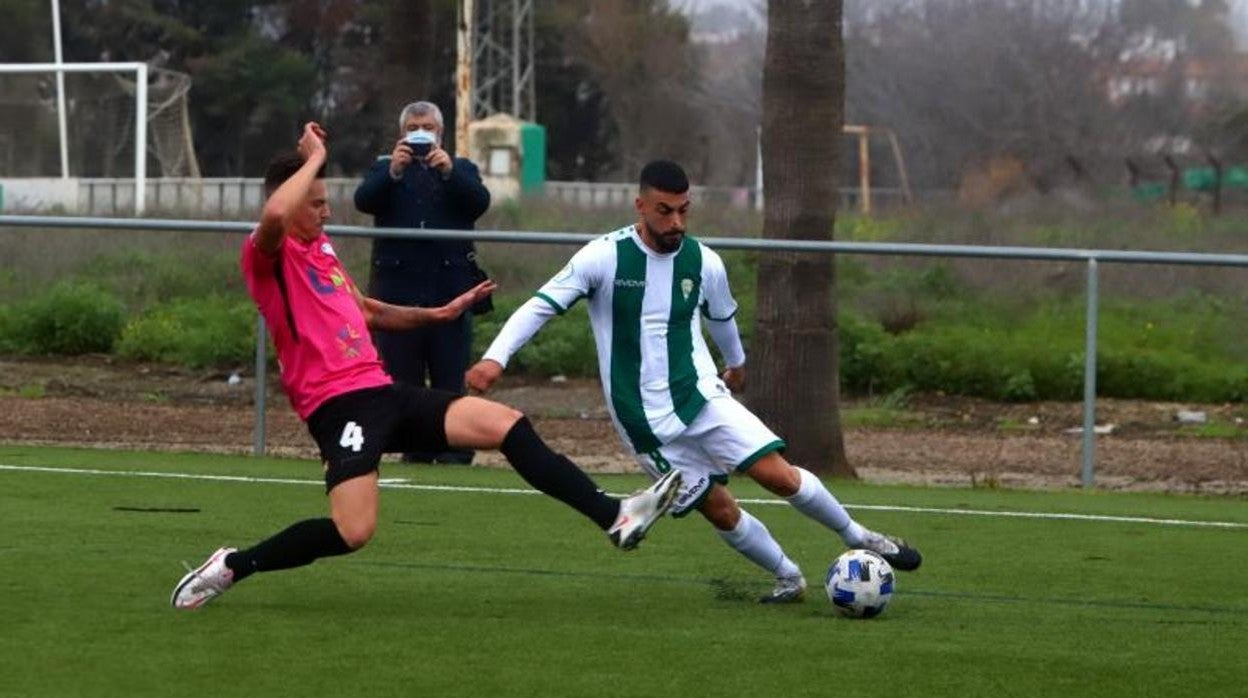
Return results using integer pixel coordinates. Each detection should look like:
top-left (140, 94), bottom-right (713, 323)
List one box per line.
top-left (170, 473), bottom-right (371, 610)
top-left (444, 395), bottom-right (680, 549)
top-left (229, 470), bottom-right (370, 578)
top-left (745, 453), bottom-right (922, 571)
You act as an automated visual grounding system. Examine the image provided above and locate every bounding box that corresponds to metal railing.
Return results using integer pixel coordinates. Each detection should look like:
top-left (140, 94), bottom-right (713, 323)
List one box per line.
top-left (2, 213), bottom-right (1247, 487)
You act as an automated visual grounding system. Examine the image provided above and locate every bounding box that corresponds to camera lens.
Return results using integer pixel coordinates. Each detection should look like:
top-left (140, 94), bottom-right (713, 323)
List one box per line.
top-left (406, 131), bottom-right (435, 157)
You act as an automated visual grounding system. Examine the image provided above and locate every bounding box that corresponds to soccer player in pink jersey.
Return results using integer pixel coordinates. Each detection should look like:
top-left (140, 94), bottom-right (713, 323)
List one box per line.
top-left (171, 122), bottom-right (680, 609)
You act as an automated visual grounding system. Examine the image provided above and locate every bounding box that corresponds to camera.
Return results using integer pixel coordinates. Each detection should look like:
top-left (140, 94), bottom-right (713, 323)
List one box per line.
top-left (404, 130), bottom-right (436, 158)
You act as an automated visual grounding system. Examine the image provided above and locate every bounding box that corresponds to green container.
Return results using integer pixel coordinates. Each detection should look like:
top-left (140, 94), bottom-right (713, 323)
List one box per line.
top-left (519, 122), bottom-right (546, 194)
top-left (1132, 182), bottom-right (1166, 201)
top-left (1182, 167), bottom-right (1218, 192)
top-left (1224, 166), bottom-right (1248, 189)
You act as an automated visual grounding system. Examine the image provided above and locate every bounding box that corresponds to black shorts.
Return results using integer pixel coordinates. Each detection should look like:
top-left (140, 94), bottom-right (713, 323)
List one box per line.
top-left (306, 383), bottom-right (461, 491)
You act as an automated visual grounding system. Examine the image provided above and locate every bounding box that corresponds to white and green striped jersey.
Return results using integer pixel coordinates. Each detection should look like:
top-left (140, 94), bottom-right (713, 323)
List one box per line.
top-left (484, 224), bottom-right (741, 453)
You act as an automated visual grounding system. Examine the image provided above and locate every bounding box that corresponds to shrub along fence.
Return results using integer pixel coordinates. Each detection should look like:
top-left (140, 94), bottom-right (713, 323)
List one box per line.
top-left (2, 214), bottom-right (1247, 487)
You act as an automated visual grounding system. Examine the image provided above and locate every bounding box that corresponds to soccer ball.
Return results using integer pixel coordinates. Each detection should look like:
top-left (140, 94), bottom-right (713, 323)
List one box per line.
top-left (825, 549), bottom-right (894, 619)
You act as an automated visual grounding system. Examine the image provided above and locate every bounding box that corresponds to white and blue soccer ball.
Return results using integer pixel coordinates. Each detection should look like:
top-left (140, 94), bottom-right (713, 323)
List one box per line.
top-left (825, 549), bottom-right (894, 619)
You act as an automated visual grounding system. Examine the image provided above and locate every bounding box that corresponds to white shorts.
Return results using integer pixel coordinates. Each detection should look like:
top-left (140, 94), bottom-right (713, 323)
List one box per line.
top-left (629, 395), bottom-right (785, 518)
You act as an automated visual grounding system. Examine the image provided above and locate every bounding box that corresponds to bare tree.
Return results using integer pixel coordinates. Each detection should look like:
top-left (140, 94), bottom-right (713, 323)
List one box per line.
top-left (683, 26), bottom-right (766, 186)
top-left (752, 0), bottom-right (851, 477)
top-left (379, 0), bottom-right (440, 131)
top-left (560, 0), bottom-right (705, 177)
top-left (846, 0), bottom-right (1125, 189)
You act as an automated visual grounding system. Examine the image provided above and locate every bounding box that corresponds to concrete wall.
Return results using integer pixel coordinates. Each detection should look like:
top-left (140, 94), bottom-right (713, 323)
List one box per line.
top-left (0, 177), bottom-right (897, 217)
top-left (0, 178), bottom-right (78, 213)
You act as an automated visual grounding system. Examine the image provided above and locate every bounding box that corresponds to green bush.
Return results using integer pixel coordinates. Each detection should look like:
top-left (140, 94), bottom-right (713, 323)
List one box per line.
top-left (838, 311), bottom-right (892, 394)
top-left (471, 282), bottom-right (1247, 403)
top-left (0, 282), bottom-right (125, 355)
top-left (0, 306), bottom-right (18, 353)
top-left (4, 204), bottom-right (1244, 405)
top-left (1097, 349), bottom-right (1248, 402)
top-left (116, 296), bottom-right (255, 368)
top-left (837, 214), bottom-right (906, 241)
top-left (473, 295), bottom-right (598, 377)
top-left (87, 249), bottom-right (244, 307)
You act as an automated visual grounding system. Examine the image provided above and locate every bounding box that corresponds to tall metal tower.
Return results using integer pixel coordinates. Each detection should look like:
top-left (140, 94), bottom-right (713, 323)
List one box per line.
top-left (472, 0), bottom-right (535, 121)
top-left (455, 0), bottom-right (534, 156)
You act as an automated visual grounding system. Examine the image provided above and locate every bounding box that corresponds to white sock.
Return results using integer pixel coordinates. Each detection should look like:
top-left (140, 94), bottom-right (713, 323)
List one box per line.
top-left (716, 510), bottom-right (803, 579)
top-left (786, 467), bottom-right (867, 546)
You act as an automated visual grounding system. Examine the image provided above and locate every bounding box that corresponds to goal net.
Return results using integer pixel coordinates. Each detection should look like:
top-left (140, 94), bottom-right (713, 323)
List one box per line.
top-left (0, 65), bottom-right (199, 178)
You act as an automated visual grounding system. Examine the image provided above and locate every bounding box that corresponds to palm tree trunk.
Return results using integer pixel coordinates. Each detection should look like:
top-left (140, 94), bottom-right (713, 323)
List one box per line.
top-left (751, 0), bottom-right (853, 477)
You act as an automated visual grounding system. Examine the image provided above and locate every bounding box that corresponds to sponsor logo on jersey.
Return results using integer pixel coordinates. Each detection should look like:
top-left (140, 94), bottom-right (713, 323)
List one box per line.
top-left (308, 265), bottom-right (349, 295)
top-left (614, 278), bottom-right (647, 288)
top-left (307, 266), bottom-right (336, 294)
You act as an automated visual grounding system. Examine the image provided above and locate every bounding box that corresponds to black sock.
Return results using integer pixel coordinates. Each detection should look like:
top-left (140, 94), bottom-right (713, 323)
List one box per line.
top-left (225, 518), bottom-right (353, 582)
top-left (500, 417), bottom-right (620, 530)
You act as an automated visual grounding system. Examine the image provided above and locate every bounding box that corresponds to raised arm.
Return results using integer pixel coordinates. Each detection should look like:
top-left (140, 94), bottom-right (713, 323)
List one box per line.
top-left (255, 122), bottom-right (328, 255)
top-left (466, 244), bottom-right (600, 393)
top-left (465, 297), bottom-right (561, 392)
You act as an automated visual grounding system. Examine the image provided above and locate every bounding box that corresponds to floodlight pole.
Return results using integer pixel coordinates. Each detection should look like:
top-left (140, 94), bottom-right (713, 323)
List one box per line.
top-left (51, 0), bottom-right (68, 179)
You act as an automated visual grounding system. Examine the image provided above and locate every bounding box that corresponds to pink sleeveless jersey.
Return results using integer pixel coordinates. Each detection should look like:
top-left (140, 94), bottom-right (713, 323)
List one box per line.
top-left (240, 231), bottom-right (392, 419)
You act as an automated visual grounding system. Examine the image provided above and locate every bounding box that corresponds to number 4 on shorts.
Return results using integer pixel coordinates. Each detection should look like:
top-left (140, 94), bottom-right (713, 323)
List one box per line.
top-left (339, 421), bottom-right (364, 452)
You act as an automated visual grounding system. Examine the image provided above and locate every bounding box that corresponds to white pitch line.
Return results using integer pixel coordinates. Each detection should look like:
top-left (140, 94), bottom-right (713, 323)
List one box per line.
top-left (0, 464), bottom-right (543, 495)
top-left (2, 463), bottom-right (1246, 530)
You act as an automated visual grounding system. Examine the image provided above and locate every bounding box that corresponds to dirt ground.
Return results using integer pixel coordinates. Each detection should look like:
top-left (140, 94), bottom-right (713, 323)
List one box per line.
top-left (1, 355), bottom-right (1246, 494)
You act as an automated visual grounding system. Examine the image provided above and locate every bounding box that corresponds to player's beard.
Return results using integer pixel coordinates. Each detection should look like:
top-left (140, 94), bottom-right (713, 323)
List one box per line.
top-left (645, 222), bottom-right (684, 253)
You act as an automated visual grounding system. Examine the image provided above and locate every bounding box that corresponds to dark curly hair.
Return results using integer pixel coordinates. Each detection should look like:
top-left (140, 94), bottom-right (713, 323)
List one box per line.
top-left (263, 150), bottom-right (325, 196)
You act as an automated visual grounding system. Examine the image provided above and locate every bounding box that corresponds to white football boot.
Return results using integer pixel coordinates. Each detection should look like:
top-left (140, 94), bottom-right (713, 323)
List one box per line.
top-left (171, 547), bottom-right (237, 609)
top-left (759, 574), bottom-right (807, 604)
top-left (607, 470), bottom-right (682, 550)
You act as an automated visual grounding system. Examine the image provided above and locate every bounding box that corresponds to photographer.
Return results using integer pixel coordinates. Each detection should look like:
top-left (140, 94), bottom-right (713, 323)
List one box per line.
top-left (354, 100), bottom-right (491, 464)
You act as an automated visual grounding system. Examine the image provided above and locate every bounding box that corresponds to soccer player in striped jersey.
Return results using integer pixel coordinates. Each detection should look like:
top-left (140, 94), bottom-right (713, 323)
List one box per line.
top-left (467, 160), bottom-right (921, 603)
top-left (170, 125), bottom-right (680, 610)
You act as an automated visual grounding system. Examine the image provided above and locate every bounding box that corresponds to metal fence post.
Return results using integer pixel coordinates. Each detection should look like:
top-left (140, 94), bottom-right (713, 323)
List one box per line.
top-left (1081, 258), bottom-right (1100, 488)
top-left (253, 314), bottom-right (267, 457)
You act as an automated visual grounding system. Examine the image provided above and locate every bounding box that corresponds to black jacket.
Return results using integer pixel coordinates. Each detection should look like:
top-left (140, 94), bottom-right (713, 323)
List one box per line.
top-left (354, 155), bottom-right (491, 305)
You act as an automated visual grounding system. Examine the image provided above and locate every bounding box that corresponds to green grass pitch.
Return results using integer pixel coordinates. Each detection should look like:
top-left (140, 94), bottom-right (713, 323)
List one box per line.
top-left (1, 445), bottom-right (1245, 697)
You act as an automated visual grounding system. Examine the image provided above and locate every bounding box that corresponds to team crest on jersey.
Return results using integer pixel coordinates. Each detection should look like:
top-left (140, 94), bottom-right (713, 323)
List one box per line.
top-left (681, 278), bottom-right (694, 301)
